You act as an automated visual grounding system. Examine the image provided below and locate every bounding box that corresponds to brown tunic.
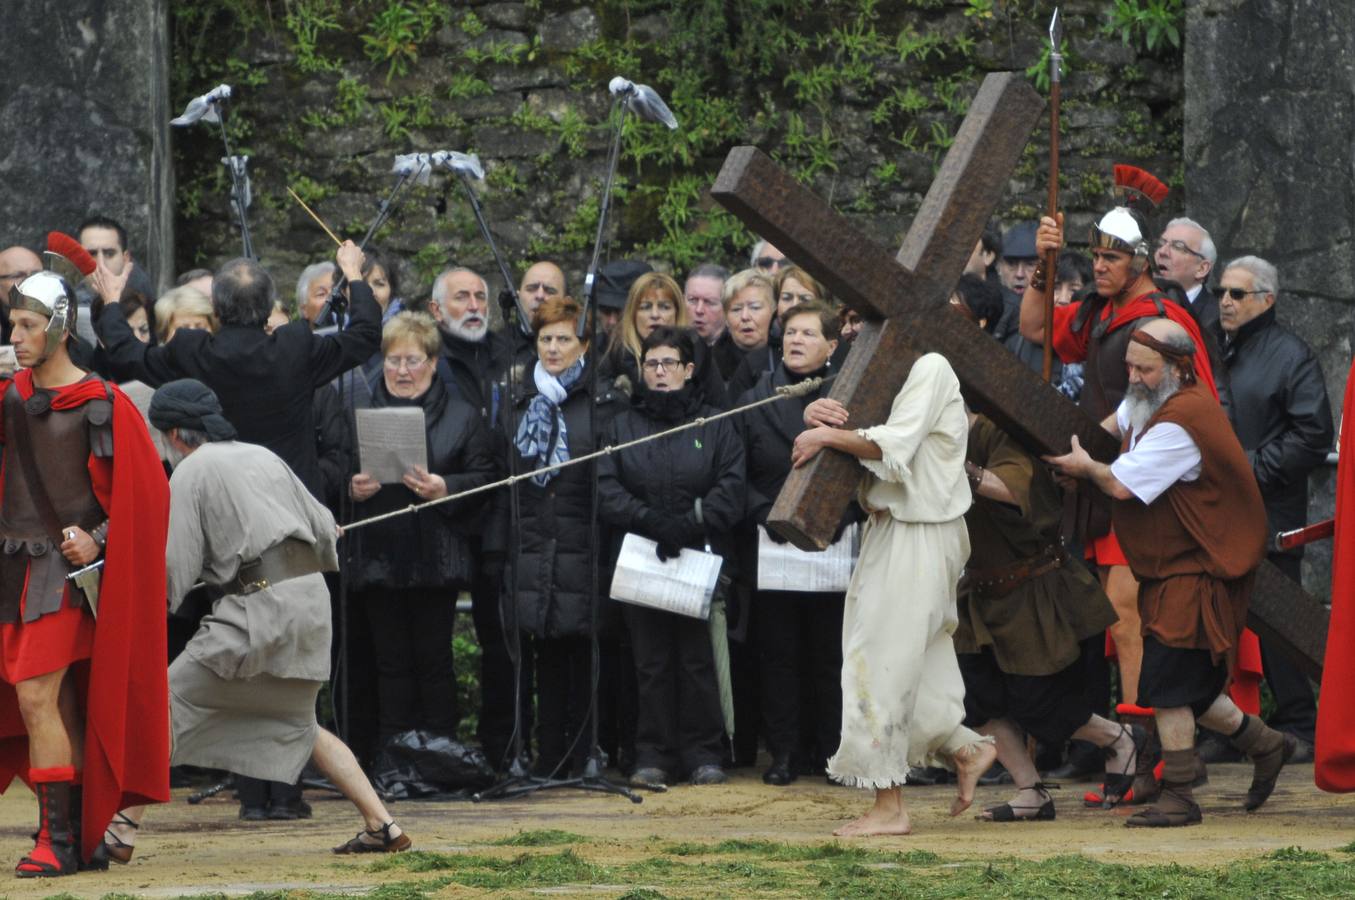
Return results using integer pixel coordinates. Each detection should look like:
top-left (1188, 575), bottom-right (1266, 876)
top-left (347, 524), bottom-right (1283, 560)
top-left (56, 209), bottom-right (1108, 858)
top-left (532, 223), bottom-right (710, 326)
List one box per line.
top-left (956, 416), bottom-right (1116, 676)
top-left (1112, 381), bottom-right (1266, 660)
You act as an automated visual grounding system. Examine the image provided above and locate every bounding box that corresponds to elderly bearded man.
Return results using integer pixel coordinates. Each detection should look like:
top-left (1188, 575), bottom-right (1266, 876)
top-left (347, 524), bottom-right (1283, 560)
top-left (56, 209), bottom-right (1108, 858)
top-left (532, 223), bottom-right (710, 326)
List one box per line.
top-left (1046, 318), bottom-right (1294, 827)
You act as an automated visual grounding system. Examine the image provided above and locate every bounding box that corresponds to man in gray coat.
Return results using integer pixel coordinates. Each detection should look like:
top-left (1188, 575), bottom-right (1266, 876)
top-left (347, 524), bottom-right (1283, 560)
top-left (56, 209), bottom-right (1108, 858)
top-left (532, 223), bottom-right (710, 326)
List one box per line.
top-left (92, 380), bottom-right (412, 862)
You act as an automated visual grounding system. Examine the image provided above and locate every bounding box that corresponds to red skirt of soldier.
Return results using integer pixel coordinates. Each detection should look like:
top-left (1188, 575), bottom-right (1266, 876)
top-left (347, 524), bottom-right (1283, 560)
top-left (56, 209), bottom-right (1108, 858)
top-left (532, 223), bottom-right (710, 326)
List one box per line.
top-left (0, 594), bottom-right (95, 685)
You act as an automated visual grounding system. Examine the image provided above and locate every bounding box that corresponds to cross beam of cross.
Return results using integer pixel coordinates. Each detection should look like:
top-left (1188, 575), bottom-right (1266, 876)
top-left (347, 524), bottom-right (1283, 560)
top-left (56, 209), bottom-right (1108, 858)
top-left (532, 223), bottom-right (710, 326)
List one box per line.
top-left (711, 72), bottom-right (1328, 679)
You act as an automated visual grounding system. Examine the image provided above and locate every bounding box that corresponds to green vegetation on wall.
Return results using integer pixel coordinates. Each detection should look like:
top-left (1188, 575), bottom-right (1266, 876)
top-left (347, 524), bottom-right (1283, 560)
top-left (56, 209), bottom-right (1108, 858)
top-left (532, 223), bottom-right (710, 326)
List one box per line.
top-left (170, 0), bottom-right (1184, 295)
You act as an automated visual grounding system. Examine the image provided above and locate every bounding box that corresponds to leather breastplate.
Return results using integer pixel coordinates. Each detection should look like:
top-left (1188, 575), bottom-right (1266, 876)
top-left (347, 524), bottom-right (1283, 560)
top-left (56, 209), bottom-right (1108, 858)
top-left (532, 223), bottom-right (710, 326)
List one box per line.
top-left (0, 383), bottom-right (108, 623)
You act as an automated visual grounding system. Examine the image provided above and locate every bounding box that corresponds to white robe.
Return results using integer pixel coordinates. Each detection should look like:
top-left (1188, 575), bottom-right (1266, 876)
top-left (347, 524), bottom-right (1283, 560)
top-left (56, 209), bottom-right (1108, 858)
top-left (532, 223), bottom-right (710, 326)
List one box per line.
top-left (826, 354), bottom-right (983, 789)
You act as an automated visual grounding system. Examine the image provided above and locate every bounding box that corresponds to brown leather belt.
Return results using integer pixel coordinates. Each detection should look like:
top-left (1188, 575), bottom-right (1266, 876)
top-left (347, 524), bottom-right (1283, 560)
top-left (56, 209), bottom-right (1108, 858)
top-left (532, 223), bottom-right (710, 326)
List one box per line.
top-left (221, 538), bottom-right (323, 596)
top-left (965, 544), bottom-right (1066, 599)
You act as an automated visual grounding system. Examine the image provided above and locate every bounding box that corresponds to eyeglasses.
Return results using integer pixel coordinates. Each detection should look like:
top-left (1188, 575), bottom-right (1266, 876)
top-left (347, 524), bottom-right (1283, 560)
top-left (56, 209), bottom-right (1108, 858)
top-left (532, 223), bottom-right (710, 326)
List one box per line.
top-left (642, 358), bottom-right (684, 372)
top-left (383, 354), bottom-right (429, 370)
top-left (1221, 287), bottom-right (1268, 301)
top-left (755, 256), bottom-right (787, 271)
top-left (1155, 238), bottom-right (1205, 260)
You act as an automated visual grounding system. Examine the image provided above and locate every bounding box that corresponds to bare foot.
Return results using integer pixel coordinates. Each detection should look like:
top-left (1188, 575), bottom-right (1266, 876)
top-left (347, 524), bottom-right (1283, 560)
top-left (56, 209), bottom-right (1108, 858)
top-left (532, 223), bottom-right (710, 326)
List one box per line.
top-left (951, 740), bottom-right (998, 816)
top-left (833, 808), bottom-right (912, 836)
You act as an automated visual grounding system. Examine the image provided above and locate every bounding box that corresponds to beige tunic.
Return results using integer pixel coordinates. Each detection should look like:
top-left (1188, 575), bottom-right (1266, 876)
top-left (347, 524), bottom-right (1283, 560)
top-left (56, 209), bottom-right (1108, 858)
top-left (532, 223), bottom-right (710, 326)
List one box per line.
top-left (165, 440), bottom-right (337, 782)
top-left (826, 354), bottom-right (984, 789)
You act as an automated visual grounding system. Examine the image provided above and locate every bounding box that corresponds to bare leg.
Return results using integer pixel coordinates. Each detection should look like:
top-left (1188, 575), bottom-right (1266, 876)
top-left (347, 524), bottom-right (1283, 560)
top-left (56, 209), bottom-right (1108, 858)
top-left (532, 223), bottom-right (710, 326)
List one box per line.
top-left (1071, 713), bottom-right (1137, 801)
top-left (950, 738), bottom-right (997, 816)
top-left (1101, 565), bottom-right (1142, 706)
top-left (833, 787), bottom-right (912, 837)
top-left (310, 728), bottom-right (401, 837)
top-left (976, 719), bottom-right (1046, 820)
top-left (16, 668), bottom-right (74, 769)
top-left (1155, 707), bottom-right (1196, 752)
top-left (1196, 694), bottom-right (1244, 736)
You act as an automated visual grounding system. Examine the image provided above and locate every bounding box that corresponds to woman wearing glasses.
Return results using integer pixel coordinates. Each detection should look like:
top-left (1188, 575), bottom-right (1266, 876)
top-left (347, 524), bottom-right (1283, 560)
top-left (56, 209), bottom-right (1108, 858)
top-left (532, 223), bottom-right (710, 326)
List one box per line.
top-left (598, 326), bottom-right (745, 788)
top-left (601, 271), bottom-right (727, 408)
top-left (347, 312), bottom-right (495, 748)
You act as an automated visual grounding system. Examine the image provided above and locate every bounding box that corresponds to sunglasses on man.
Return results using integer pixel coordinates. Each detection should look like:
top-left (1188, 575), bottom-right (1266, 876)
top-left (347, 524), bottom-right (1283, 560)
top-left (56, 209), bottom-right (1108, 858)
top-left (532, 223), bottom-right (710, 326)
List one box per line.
top-left (1221, 287), bottom-right (1268, 301)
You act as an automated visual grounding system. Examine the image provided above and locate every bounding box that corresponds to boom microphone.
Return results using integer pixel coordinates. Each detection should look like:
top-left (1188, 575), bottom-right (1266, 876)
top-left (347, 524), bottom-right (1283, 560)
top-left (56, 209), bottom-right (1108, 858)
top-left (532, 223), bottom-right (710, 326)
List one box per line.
top-left (171, 84), bottom-right (232, 126)
top-left (431, 150), bottom-right (485, 180)
top-left (607, 76), bottom-right (678, 130)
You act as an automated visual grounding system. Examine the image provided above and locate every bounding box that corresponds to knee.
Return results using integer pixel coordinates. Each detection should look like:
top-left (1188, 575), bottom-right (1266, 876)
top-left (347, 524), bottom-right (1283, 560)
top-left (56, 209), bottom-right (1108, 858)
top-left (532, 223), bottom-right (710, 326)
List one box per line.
top-left (14, 683), bottom-right (57, 725)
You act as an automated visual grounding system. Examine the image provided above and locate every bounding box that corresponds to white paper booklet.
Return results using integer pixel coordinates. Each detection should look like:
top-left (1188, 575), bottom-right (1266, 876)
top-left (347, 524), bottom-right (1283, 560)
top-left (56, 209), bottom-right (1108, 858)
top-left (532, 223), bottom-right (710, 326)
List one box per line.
top-left (757, 523), bottom-right (859, 592)
top-left (355, 407), bottom-right (428, 483)
top-left (609, 533), bottom-right (722, 620)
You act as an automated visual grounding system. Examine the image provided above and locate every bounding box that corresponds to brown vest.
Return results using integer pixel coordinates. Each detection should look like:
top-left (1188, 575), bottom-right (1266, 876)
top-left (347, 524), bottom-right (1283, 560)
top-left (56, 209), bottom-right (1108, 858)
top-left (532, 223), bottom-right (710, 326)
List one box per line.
top-left (1112, 381), bottom-right (1266, 658)
top-left (0, 381), bottom-right (110, 623)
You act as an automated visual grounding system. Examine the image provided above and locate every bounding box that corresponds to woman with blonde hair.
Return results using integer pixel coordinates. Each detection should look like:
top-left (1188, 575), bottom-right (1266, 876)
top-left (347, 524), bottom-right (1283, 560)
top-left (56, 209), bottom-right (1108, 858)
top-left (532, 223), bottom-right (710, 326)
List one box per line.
top-left (601, 271), bottom-right (727, 407)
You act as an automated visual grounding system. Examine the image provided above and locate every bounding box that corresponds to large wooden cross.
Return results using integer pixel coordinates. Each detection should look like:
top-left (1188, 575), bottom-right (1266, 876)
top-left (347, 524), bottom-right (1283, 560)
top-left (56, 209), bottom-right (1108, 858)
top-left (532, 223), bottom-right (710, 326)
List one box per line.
top-left (711, 72), bottom-right (1328, 679)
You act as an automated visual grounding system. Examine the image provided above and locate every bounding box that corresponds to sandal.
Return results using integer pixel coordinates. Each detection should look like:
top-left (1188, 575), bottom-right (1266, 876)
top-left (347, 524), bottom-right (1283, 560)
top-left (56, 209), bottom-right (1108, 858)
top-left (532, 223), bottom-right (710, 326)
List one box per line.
top-left (84, 813), bottom-right (139, 870)
top-left (332, 821), bottom-right (412, 855)
top-left (979, 783), bottom-right (1056, 822)
top-left (1100, 724), bottom-right (1142, 808)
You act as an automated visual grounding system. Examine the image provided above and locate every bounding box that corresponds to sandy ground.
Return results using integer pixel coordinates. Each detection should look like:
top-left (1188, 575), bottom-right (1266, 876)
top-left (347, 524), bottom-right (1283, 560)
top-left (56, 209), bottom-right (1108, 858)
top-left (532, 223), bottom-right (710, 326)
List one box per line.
top-left (0, 761), bottom-right (1348, 898)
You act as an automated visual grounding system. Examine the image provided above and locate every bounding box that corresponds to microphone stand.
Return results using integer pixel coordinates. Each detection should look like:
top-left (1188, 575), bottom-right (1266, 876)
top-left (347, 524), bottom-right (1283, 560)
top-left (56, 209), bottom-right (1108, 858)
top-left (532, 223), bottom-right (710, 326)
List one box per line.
top-left (467, 145), bottom-right (639, 804)
top-left (214, 108), bottom-right (255, 260)
top-left (579, 95), bottom-right (628, 337)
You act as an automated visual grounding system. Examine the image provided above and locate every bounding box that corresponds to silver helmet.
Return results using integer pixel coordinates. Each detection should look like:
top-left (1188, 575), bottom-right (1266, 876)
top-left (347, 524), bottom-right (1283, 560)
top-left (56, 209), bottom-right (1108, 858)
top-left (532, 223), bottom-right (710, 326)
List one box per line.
top-left (9, 271), bottom-right (76, 359)
top-left (1088, 207), bottom-right (1151, 276)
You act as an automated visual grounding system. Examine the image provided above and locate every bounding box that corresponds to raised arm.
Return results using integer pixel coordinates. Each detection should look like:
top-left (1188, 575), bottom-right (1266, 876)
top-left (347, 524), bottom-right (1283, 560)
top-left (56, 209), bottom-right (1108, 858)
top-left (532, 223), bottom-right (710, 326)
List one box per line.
top-left (307, 241), bottom-right (383, 386)
top-left (1019, 213), bottom-right (1064, 345)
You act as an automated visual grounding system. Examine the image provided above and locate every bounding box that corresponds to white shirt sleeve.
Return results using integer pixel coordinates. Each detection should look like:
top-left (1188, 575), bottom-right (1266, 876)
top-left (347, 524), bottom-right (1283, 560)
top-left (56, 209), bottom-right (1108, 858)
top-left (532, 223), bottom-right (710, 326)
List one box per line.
top-left (1110, 420), bottom-right (1202, 505)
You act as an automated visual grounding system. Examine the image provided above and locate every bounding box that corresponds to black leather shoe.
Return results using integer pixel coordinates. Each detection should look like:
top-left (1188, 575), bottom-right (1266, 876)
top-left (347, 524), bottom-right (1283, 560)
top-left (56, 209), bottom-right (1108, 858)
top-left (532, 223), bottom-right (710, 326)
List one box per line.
top-left (979, 761), bottom-right (1013, 786)
top-left (690, 764), bottom-right (728, 785)
top-left (267, 798), bottom-right (312, 820)
top-left (238, 805), bottom-right (268, 821)
top-left (762, 759), bottom-right (796, 786)
top-left (629, 767), bottom-right (668, 789)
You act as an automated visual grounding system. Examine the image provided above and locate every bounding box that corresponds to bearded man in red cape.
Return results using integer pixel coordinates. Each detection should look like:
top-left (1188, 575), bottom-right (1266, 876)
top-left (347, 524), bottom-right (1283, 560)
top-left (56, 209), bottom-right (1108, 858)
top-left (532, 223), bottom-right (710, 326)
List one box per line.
top-left (0, 252), bottom-right (169, 877)
top-left (1316, 359), bottom-right (1355, 792)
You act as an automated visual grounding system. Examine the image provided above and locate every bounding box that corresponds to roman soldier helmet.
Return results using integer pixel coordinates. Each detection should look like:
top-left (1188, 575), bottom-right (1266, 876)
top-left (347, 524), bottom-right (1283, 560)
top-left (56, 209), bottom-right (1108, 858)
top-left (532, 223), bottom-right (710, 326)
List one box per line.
top-left (8, 232), bottom-right (96, 358)
top-left (1089, 165), bottom-right (1169, 277)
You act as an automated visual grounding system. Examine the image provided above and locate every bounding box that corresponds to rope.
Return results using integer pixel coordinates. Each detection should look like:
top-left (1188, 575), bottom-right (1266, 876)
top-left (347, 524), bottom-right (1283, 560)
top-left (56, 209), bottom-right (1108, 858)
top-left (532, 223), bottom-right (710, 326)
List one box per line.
top-left (339, 375), bottom-right (830, 533)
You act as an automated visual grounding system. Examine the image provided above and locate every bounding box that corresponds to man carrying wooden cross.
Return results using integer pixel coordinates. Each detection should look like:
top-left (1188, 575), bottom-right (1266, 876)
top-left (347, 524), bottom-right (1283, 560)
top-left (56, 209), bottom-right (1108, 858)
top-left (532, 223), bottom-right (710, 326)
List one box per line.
top-left (1046, 318), bottom-right (1295, 827)
top-left (792, 353), bottom-right (997, 835)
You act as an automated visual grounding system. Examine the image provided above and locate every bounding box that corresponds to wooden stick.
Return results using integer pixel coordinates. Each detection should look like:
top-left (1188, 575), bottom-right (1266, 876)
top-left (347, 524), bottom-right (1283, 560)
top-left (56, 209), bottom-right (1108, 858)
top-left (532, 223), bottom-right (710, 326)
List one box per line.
top-left (286, 186), bottom-right (343, 246)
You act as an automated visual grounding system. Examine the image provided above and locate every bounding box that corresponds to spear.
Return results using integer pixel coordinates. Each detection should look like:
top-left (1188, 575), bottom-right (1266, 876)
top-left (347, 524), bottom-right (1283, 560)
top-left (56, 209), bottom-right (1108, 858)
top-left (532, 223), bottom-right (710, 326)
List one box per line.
top-left (1041, 8), bottom-right (1062, 383)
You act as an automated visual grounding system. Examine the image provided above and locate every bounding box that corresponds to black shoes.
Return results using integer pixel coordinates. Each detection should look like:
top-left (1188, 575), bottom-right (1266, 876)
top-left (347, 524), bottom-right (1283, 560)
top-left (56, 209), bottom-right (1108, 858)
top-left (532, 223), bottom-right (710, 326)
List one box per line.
top-left (690, 765), bottom-right (728, 785)
top-left (762, 758), bottom-right (796, 786)
top-left (629, 767), bottom-right (668, 789)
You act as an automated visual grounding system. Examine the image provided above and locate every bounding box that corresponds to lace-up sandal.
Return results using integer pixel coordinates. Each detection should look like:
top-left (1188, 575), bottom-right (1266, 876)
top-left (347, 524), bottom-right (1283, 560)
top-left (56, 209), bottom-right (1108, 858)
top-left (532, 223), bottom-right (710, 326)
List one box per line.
top-left (86, 813), bottom-right (139, 869)
top-left (332, 821), bottom-right (412, 854)
top-left (1100, 724), bottom-right (1142, 808)
top-left (979, 783), bottom-right (1056, 822)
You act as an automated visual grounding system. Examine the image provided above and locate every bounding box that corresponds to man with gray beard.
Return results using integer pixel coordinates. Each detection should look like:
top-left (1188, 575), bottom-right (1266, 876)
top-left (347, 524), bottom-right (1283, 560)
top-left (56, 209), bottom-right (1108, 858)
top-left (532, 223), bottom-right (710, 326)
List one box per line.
top-left (1047, 318), bottom-right (1292, 828)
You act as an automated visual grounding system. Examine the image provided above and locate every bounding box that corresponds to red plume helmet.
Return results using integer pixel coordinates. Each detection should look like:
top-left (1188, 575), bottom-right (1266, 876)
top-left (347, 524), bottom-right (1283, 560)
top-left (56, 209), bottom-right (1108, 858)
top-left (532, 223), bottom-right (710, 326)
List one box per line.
top-left (44, 231), bottom-right (98, 285)
top-left (1112, 165), bottom-right (1169, 216)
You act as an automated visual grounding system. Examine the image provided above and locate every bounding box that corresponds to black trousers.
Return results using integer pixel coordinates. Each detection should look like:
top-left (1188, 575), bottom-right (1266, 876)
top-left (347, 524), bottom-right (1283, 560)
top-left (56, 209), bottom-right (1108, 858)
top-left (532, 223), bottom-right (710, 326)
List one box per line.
top-left (471, 562), bottom-right (524, 767)
top-left (329, 572), bottom-right (379, 767)
top-left (624, 604), bottom-right (724, 774)
top-left (358, 587), bottom-right (459, 743)
top-left (755, 590), bottom-right (843, 769)
top-left (533, 635), bottom-right (593, 775)
top-left (960, 648), bottom-right (1093, 746)
top-left (1259, 554), bottom-right (1318, 741)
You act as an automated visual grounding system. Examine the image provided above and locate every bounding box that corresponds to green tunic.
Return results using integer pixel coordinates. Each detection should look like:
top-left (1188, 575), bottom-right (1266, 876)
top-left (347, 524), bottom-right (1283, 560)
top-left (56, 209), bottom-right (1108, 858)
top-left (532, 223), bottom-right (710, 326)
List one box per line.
top-left (954, 416), bottom-right (1116, 677)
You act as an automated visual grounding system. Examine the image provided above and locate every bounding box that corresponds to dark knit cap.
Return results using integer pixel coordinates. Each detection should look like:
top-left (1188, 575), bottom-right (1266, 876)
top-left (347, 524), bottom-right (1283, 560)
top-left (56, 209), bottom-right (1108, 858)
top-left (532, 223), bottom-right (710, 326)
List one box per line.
top-left (149, 378), bottom-right (238, 441)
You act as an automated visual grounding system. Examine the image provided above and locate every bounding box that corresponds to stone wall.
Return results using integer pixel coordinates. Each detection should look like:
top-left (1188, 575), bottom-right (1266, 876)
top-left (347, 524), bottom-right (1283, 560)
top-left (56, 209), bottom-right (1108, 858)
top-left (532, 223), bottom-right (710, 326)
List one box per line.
top-left (1185, 0), bottom-right (1355, 600)
top-left (169, 1), bottom-right (1186, 308)
top-left (0, 0), bottom-right (172, 292)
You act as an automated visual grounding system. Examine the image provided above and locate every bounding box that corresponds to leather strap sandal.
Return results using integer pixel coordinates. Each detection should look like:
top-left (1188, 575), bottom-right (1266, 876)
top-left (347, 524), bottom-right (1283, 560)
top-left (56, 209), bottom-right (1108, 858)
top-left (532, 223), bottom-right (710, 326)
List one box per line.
top-left (332, 821), bottom-right (412, 854)
top-left (979, 783), bottom-right (1056, 822)
top-left (1100, 724), bottom-right (1142, 808)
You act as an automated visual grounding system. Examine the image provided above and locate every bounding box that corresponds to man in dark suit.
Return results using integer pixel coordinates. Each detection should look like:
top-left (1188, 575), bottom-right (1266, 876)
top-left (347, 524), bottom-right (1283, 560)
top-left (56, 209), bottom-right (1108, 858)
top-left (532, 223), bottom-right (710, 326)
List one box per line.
top-left (95, 241), bottom-right (379, 500)
top-left (1154, 217), bottom-right (1219, 337)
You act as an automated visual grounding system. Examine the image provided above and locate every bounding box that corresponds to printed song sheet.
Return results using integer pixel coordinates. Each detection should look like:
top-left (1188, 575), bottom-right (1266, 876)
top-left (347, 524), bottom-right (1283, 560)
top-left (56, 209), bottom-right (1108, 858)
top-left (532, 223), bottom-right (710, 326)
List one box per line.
top-left (610, 533), bottom-right (722, 620)
top-left (356, 407), bottom-right (428, 483)
top-left (757, 523), bottom-right (859, 592)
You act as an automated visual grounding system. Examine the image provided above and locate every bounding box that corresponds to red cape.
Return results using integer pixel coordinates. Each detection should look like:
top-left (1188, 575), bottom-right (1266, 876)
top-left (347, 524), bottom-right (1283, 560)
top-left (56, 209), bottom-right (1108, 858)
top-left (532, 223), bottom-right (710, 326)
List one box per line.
top-left (1051, 289), bottom-right (1219, 402)
top-left (1316, 358), bottom-right (1355, 792)
top-left (0, 371), bottom-right (170, 859)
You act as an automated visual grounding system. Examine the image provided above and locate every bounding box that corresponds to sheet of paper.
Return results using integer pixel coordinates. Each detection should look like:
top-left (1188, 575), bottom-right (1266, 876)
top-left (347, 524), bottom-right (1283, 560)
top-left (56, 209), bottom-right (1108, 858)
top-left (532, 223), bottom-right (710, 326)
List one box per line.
top-left (757, 523), bottom-right (859, 592)
top-left (609, 533), bottom-right (722, 620)
top-left (356, 407), bottom-right (428, 484)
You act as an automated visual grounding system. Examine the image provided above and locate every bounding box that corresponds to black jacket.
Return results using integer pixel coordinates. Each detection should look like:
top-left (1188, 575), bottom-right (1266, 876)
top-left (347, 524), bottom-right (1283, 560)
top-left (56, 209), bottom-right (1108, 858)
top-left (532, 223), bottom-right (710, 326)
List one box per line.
top-left (435, 328), bottom-right (514, 425)
top-left (494, 369), bottom-right (628, 639)
top-left (96, 280), bottom-right (381, 499)
top-left (312, 385), bottom-right (350, 509)
top-left (345, 374), bottom-right (495, 590)
top-left (1189, 284), bottom-right (1222, 338)
top-left (709, 330), bottom-right (745, 381)
top-left (738, 364), bottom-right (861, 577)
top-left (1221, 306), bottom-right (1334, 544)
top-left (598, 384), bottom-right (746, 562)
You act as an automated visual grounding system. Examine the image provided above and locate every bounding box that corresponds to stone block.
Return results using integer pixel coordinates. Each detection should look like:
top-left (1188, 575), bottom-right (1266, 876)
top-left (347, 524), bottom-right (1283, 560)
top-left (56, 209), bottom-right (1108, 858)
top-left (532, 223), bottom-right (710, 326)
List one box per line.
top-left (538, 8), bottom-right (601, 52)
top-left (0, 0), bottom-right (172, 291)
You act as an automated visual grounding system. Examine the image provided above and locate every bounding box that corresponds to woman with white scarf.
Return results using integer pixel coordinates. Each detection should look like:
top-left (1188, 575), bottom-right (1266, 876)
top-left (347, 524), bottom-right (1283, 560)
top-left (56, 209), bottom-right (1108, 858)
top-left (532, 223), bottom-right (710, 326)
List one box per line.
top-left (496, 296), bottom-right (628, 778)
